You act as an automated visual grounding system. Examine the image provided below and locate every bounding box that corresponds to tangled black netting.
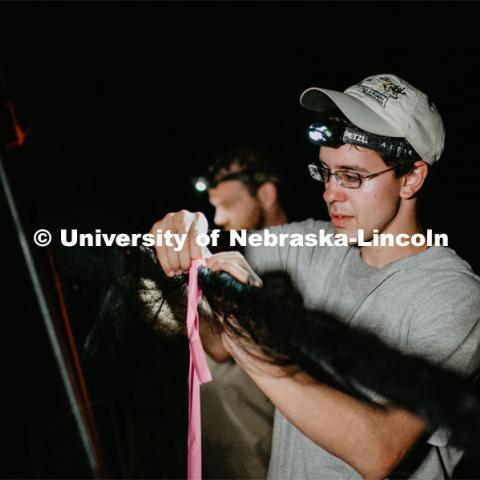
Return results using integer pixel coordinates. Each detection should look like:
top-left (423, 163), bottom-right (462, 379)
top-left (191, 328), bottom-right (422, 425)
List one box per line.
top-left (77, 245), bottom-right (480, 451)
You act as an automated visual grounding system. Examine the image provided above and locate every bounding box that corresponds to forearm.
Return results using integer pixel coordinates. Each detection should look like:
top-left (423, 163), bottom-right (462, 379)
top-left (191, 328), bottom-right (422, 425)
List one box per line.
top-left (242, 359), bottom-right (425, 478)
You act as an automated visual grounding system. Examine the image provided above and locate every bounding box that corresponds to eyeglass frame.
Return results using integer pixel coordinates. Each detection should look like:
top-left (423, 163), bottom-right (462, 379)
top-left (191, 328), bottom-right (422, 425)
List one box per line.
top-left (308, 162), bottom-right (395, 189)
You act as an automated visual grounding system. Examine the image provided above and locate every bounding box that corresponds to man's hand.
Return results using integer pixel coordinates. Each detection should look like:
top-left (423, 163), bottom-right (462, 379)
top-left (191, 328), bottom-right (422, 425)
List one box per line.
top-left (151, 210), bottom-right (210, 277)
top-left (151, 210), bottom-right (263, 363)
top-left (151, 211), bottom-right (262, 286)
top-left (221, 327), bottom-right (293, 377)
top-left (206, 251), bottom-right (263, 287)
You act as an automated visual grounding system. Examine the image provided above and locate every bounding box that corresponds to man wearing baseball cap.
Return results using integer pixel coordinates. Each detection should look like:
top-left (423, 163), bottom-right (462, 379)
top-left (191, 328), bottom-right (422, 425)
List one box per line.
top-left (151, 74), bottom-right (480, 478)
top-left (301, 74), bottom-right (445, 165)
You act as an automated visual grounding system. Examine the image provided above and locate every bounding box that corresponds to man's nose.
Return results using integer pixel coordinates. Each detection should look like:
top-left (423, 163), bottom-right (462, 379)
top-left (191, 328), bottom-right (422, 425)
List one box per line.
top-left (323, 176), bottom-right (347, 204)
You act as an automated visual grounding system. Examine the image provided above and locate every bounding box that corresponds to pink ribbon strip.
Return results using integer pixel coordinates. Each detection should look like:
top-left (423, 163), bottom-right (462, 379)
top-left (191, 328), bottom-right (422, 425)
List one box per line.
top-left (187, 259), bottom-right (212, 480)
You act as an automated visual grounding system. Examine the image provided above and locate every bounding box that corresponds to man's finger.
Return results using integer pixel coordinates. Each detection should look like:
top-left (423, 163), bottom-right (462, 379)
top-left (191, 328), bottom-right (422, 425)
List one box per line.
top-left (207, 259), bottom-right (250, 285)
top-left (207, 252), bottom-right (263, 287)
top-left (151, 221), bottom-right (174, 276)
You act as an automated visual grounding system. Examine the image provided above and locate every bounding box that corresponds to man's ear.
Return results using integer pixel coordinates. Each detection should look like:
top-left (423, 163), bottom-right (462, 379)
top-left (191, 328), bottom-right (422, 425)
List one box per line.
top-left (257, 182), bottom-right (278, 209)
top-left (400, 161), bottom-right (429, 199)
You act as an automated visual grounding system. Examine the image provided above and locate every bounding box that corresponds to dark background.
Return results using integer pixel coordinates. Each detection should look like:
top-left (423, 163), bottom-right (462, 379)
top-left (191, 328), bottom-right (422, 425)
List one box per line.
top-left (1, 2), bottom-right (480, 478)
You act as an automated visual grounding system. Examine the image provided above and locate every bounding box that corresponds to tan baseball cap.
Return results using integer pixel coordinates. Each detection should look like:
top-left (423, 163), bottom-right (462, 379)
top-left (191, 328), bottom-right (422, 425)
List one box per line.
top-left (300, 74), bottom-right (445, 165)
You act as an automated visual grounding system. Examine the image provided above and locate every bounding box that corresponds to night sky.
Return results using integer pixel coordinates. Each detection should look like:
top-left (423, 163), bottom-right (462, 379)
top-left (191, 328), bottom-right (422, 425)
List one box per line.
top-left (1, 2), bottom-right (480, 477)
top-left (2, 2), bottom-right (479, 246)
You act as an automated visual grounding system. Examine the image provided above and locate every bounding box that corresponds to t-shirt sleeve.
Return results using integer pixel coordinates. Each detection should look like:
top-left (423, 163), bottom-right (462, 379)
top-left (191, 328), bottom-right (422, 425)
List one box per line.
top-left (409, 273), bottom-right (480, 376)
top-left (408, 272), bottom-right (480, 446)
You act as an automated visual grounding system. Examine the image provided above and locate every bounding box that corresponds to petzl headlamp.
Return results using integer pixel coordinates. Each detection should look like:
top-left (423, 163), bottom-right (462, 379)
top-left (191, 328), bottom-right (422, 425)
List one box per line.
top-left (307, 118), bottom-right (421, 161)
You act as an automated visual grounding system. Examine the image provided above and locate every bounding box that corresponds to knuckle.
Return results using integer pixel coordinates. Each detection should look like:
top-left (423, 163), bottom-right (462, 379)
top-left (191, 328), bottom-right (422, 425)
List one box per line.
top-left (150, 220), bottom-right (163, 233)
top-left (193, 212), bottom-right (208, 229)
top-left (194, 211), bottom-right (206, 222)
top-left (180, 209), bottom-right (194, 221)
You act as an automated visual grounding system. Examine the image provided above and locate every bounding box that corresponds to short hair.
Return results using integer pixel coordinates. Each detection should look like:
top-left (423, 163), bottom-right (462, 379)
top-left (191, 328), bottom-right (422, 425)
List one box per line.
top-left (206, 145), bottom-right (284, 197)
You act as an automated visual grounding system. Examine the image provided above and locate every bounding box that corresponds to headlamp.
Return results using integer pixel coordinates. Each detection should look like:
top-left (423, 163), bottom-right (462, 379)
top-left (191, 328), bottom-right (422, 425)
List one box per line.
top-left (192, 169), bottom-right (277, 193)
top-left (193, 176), bottom-right (209, 192)
top-left (307, 118), bottom-right (420, 161)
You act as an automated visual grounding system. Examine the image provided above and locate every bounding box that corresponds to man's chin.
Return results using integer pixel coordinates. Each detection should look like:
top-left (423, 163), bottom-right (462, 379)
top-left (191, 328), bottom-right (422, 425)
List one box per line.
top-left (332, 226), bottom-right (371, 245)
top-left (332, 225), bottom-right (355, 238)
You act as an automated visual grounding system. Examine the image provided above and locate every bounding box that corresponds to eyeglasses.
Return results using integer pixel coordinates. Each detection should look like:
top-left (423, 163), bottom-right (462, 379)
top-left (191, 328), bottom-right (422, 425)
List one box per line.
top-left (306, 118), bottom-right (420, 161)
top-left (308, 163), bottom-right (395, 189)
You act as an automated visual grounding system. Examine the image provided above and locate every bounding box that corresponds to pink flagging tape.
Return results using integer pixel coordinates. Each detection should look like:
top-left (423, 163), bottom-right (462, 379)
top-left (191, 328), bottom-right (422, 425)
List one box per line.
top-left (187, 259), bottom-right (212, 480)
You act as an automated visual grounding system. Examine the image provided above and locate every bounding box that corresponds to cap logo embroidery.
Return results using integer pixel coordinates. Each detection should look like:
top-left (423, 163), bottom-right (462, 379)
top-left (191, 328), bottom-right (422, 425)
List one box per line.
top-left (357, 76), bottom-right (406, 108)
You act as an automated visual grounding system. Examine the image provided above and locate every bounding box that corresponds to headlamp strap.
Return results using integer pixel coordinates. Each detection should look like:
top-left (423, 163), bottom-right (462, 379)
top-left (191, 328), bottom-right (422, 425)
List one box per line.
top-left (342, 127), bottom-right (419, 160)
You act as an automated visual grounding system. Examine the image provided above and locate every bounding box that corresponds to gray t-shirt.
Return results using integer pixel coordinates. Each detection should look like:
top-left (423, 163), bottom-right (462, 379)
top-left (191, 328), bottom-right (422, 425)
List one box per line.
top-left (245, 218), bottom-right (480, 479)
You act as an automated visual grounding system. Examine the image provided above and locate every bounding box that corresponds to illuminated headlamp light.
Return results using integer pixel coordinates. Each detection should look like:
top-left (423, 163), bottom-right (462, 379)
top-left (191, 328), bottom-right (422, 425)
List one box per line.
top-left (192, 169), bottom-right (276, 193)
top-left (193, 176), bottom-right (210, 192)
